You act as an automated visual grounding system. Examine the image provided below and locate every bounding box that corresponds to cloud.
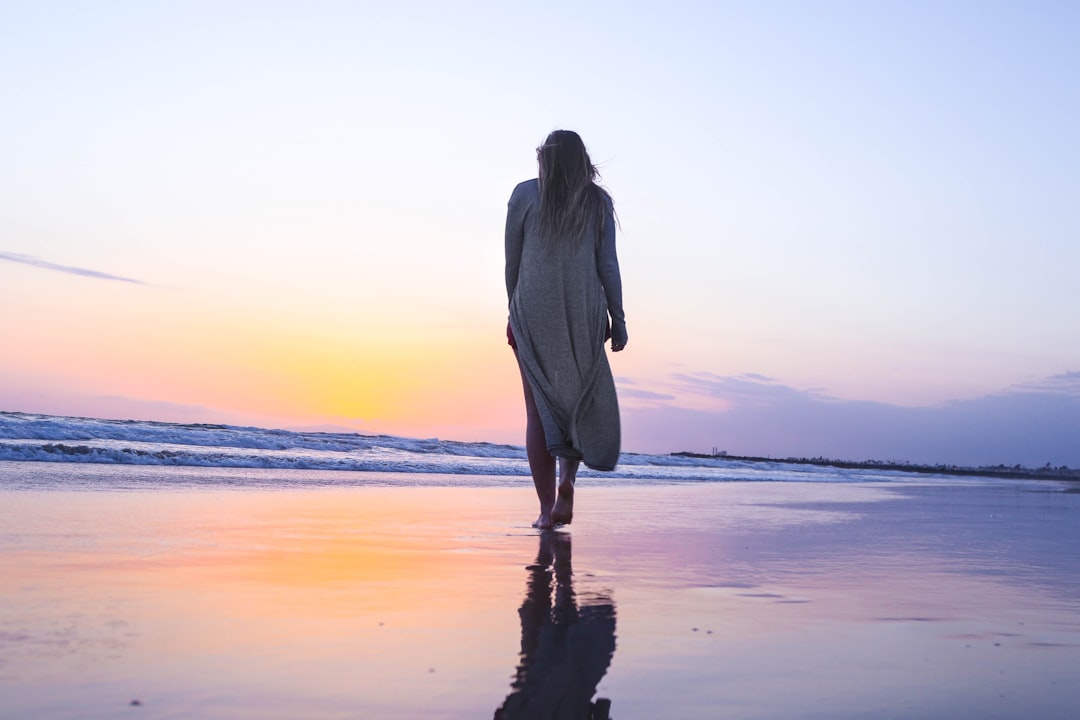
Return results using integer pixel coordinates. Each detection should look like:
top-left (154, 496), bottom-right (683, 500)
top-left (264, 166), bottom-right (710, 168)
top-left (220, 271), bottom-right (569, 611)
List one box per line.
top-left (1011, 371), bottom-right (1080, 396)
top-left (622, 371), bottom-right (1080, 467)
top-left (671, 372), bottom-right (824, 405)
top-left (615, 385), bottom-right (676, 402)
top-left (0, 250), bottom-right (146, 285)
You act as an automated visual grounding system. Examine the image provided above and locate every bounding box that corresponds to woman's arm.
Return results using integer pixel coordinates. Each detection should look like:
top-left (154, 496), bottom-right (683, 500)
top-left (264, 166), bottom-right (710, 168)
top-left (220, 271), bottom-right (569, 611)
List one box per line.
top-left (504, 185), bottom-right (528, 304)
top-left (596, 201), bottom-right (627, 351)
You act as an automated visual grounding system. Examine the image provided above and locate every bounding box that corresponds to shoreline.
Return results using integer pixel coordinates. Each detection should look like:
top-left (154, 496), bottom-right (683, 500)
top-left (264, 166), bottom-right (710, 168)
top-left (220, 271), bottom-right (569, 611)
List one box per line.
top-left (5, 410), bottom-right (1079, 483)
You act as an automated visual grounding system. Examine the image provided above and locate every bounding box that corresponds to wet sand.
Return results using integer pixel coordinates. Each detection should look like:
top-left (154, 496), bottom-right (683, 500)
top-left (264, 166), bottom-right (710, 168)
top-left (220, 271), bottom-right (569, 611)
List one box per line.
top-left (2, 474), bottom-right (1079, 719)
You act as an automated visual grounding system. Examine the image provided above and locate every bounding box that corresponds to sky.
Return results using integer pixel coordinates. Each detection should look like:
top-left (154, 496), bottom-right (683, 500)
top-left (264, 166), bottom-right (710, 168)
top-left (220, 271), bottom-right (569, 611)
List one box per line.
top-left (2, 1), bottom-right (1078, 467)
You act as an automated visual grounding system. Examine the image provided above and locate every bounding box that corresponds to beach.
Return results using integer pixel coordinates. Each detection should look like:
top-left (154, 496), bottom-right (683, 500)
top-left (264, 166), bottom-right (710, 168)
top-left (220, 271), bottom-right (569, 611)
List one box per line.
top-left (2, 462), bottom-right (1079, 719)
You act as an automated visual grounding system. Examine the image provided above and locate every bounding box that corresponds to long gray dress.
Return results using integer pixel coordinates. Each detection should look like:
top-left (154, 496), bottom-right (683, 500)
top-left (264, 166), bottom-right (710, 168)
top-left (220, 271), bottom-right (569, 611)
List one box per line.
top-left (505, 179), bottom-right (625, 471)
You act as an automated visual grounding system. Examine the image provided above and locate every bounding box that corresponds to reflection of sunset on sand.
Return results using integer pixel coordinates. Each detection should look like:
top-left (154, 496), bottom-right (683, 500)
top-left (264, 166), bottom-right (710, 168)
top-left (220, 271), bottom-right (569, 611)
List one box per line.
top-left (2, 468), bottom-right (1080, 718)
top-left (495, 533), bottom-right (615, 720)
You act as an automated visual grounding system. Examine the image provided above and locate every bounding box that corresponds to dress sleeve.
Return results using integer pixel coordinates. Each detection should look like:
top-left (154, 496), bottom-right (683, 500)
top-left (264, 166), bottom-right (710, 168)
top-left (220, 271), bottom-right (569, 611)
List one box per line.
top-left (596, 198), bottom-right (627, 344)
top-left (504, 185), bottom-right (526, 305)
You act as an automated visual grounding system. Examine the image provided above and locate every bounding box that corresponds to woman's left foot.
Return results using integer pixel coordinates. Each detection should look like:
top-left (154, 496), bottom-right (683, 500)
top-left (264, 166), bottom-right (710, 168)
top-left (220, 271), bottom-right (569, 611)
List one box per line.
top-left (532, 512), bottom-right (554, 530)
top-left (551, 483), bottom-right (574, 526)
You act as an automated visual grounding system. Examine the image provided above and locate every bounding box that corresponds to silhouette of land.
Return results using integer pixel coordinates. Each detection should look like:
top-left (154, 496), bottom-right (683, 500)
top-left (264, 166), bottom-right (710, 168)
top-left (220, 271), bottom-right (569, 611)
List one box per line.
top-left (671, 451), bottom-right (1080, 481)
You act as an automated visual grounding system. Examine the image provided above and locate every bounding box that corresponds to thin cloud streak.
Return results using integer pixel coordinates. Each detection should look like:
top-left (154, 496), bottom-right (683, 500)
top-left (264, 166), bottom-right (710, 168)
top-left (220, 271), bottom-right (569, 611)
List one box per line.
top-left (616, 385), bottom-right (676, 402)
top-left (1011, 372), bottom-right (1080, 396)
top-left (0, 251), bottom-right (146, 285)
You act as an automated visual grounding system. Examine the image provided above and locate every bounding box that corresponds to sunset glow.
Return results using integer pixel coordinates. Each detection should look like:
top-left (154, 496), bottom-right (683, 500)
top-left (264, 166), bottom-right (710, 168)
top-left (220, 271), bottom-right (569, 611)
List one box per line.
top-left (2, 1), bottom-right (1078, 464)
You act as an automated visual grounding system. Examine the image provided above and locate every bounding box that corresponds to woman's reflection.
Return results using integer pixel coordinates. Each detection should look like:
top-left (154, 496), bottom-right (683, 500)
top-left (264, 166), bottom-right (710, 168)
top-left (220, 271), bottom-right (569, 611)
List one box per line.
top-left (495, 532), bottom-right (616, 720)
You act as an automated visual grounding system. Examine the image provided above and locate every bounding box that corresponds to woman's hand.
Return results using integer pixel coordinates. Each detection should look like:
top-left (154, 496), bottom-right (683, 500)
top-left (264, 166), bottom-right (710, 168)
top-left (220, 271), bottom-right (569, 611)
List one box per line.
top-left (610, 320), bottom-right (628, 352)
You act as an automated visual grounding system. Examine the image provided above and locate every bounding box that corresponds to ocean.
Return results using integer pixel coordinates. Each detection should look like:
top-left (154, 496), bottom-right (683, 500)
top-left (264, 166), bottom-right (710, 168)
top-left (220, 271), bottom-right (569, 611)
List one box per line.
top-left (0, 410), bottom-right (1022, 489)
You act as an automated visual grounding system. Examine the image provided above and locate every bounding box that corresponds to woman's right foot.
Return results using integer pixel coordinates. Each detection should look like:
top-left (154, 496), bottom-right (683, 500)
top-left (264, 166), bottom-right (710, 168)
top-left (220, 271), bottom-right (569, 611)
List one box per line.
top-left (551, 483), bottom-right (574, 526)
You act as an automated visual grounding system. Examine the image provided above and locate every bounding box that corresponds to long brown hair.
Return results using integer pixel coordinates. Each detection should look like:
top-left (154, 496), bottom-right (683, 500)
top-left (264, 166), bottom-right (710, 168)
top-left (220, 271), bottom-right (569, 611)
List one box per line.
top-left (536, 130), bottom-right (609, 249)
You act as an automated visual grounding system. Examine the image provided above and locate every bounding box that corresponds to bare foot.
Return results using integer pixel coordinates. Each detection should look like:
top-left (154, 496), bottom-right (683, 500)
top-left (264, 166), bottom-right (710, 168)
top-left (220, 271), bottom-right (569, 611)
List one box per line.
top-left (551, 482), bottom-right (574, 526)
top-left (532, 512), bottom-right (554, 530)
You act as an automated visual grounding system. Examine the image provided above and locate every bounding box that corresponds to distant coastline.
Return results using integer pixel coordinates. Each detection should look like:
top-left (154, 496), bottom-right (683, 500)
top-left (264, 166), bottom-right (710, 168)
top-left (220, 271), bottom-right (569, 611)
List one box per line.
top-left (671, 451), bottom-right (1080, 482)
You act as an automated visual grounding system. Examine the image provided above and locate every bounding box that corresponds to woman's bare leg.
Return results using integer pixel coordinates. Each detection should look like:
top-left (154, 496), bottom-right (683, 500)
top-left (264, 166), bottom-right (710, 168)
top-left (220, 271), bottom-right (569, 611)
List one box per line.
top-left (517, 354), bottom-right (556, 528)
top-left (551, 457), bottom-right (579, 526)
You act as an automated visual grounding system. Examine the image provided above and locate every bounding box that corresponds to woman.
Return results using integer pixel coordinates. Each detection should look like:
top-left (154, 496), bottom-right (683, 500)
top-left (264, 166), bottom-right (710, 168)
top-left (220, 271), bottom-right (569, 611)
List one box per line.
top-left (505, 130), bottom-right (627, 530)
